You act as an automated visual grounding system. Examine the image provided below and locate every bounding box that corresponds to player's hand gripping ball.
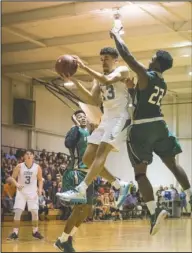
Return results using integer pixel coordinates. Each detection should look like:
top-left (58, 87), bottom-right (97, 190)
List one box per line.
top-left (55, 54), bottom-right (78, 78)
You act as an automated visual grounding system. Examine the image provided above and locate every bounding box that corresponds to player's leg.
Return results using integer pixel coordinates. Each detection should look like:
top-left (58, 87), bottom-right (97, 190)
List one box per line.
top-left (83, 143), bottom-right (123, 189)
top-left (7, 191), bottom-right (25, 240)
top-left (127, 123), bottom-right (167, 235)
top-left (55, 181), bottom-right (94, 252)
top-left (28, 196), bottom-right (44, 239)
top-left (154, 125), bottom-right (192, 203)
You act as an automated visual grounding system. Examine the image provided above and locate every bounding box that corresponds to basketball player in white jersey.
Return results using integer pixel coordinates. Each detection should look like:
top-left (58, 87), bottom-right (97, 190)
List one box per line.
top-left (58, 47), bottom-right (132, 203)
top-left (7, 149), bottom-right (44, 240)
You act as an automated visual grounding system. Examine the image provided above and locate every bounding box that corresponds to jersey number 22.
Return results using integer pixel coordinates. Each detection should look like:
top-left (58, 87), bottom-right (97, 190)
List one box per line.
top-left (148, 86), bottom-right (165, 106)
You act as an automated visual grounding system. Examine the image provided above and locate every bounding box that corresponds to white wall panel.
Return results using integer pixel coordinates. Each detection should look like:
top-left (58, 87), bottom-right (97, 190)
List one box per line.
top-left (2, 76), bottom-right (11, 124)
top-left (36, 132), bottom-right (69, 154)
top-left (34, 85), bottom-right (73, 135)
top-left (178, 103), bottom-right (192, 138)
top-left (2, 125), bottom-right (28, 149)
top-left (178, 140), bottom-right (192, 185)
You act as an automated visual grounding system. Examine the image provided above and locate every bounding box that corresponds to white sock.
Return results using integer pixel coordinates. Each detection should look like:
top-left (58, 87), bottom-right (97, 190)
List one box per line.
top-left (70, 226), bottom-right (78, 237)
top-left (77, 181), bottom-right (88, 194)
top-left (146, 201), bottom-right (156, 215)
top-left (32, 227), bottom-right (38, 234)
top-left (59, 232), bottom-right (69, 243)
top-left (111, 179), bottom-right (120, 190)
top-left (13, 228), bottom-right (19, 235)
top-left (184, 188), bottom-right (192, 200)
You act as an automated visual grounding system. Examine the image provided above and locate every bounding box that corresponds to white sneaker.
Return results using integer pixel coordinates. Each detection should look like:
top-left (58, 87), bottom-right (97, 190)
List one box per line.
top-left (56, 190), bottom-right (87, 204)
top-left (116, 181), bottom-right (130, 209)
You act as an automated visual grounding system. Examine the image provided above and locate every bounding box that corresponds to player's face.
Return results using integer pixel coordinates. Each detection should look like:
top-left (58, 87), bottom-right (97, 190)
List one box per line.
top-left (100, 54), bottom-right (117, 73)
top-left (149, 54), bottom-right (158, 70)
top-left (76, 113), bottom-right (87, 127)
top-left (24, 151), bottom-right (34, 161)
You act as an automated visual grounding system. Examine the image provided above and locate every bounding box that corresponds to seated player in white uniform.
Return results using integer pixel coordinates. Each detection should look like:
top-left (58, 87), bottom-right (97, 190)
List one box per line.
top-left (7, 149), bottom-right (44, 240)
top-left (58, 47), bottom-right (132, 203)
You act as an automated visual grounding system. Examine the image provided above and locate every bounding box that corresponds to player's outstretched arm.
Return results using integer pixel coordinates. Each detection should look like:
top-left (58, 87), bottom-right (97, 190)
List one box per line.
top-left (70, 77), bottom-right (100, 106)
top-left (74, 56), bottom-right (128, 85)
top-left (37, 166), bottom-right (43, 196)
top-left (10, 164), bottom-right (23, 190)
top-left (110, 30), bottom-right (148, 90)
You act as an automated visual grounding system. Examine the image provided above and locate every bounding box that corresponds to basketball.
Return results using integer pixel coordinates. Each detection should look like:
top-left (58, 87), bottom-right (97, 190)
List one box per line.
top-left (55, 54), bottom-right (78, 77)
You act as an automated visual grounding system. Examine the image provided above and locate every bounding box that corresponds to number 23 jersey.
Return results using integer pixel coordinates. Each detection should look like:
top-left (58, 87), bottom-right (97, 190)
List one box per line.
top-left (100, 66), bottom-right (131, 119)
top-left (133, 71), bottom-right (167, 120)
top-left (18, 162), bottom-right (38, 194)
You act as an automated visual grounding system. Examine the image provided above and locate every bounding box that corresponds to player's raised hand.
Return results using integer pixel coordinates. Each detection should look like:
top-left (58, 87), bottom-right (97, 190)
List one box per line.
top-left (109, 28), bottom-right (119, 39)
top-left (16, 183), bottom-right (24, 191)
top-left (72, 114), bottom-right (81, 127)
top-left (72, 56), bottom-right (86, 69)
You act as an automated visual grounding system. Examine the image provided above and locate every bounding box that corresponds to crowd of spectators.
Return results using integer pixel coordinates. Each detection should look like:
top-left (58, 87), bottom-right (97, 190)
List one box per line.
top-left (2, 147), bottom-right (190, 222)
top-left (156, 184), bottom-right (189, 215)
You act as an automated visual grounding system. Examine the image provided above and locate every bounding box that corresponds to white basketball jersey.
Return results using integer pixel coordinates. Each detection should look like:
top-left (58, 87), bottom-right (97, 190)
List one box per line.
top-left (100, 66), bottom-right (131, 119)
top-left (18, 162), bottom-right (38, 194)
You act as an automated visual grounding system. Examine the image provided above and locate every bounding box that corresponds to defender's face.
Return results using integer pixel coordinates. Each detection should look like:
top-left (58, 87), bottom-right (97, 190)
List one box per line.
top-left (149, 54), bottom-right (158, 70)
top-left (76, 112), bottom-right (87, 126)
top-left (100, 54), bottom-right (117, 73)
top-left (24, 151), bottom-right (34, 161)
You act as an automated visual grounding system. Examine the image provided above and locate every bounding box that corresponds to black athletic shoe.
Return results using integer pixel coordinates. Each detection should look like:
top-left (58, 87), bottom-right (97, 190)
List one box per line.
top-left (54, 238), bottom-right (75, 252)
top-left (68, 236), bottom-right (75, 251)
top-left (7, 232), bottom-right (19, 240)
top-left (150, 209), bottom-right (168, 236)
top-left (32, 231), bottom-right (44, 240)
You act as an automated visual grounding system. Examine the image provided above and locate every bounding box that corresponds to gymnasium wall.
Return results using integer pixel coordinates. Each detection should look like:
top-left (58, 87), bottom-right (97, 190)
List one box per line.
top-left (2, 76), bottom-right (74, 154)
top-left (2, 76), bottom-right (191, 187)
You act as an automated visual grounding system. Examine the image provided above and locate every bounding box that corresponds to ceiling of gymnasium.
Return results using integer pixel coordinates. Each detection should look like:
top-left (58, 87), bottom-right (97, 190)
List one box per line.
top-left (2, 1), bottom-right (192, 96)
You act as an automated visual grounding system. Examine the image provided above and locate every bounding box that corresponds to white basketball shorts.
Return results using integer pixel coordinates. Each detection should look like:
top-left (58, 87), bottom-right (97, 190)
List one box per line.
top-left (88, 114), bottom-right (129, 151)
top-left (14, 190), bottom-right (39, 211)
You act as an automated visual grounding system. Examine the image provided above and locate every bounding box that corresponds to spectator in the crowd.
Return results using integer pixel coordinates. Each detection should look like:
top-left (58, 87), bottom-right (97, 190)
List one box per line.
top-left (44, 174), bottom-right (53, 199)
top-left (170, 184), bottom-right (179, 200)
top-left (2, 178), bottom-right (16, 213)
top-left (180, 189), bottom-right (188, 215)
top-left (39, 191), bottom-right (49, 221)
top-left (156, 185), bottom-right (164, 204)
top-left (94, 195), bottom-right (104, 220)
top-left (5, 148), bottom-right (16, 160)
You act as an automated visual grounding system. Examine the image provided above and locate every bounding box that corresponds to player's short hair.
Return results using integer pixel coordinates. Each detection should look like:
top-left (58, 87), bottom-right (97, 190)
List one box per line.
top-left (24, 149), bottom-right (34, 155)
top-left (71, 110), bottom-right (86, 123)
top-left (100, 47), bottom-right (119, 59)
top-left (156, 50), bottom-right (173, 72)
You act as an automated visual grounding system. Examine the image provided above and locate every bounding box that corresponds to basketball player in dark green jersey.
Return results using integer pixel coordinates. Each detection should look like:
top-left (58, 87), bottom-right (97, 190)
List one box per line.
top-left (55, 110), bottom-right (129, 252)
top-left (110, 29), bottom-right (192, 236)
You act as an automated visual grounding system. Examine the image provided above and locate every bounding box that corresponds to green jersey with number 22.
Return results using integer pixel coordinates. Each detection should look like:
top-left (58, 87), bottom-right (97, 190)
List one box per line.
top-left (133, 71), bottom-right (167, 120)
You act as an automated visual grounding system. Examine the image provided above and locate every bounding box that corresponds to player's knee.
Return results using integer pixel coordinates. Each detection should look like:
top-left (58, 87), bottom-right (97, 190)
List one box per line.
top-left (31, 209), bottom-right (39, 221)
top-left (14, 209), bottom-right (23, 221)
top-left (135, 173), bottom-right (146, 182)
top-left (162, 156), bottom-right (177, 170)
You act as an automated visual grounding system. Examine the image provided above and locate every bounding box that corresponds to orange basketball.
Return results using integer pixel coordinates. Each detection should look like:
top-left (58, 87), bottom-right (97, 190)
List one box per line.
top-left (55, 54), bottom-right (78, 77)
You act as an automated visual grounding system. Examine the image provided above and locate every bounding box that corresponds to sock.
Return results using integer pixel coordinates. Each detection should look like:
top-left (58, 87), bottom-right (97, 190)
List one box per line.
top-left (13, 228), bottom-right (19, 235)
top-left (32, 227), bottom-right (38, 234)
top-left (77, 181), bottom-right (88, 194)
top-left (184, 188), bottom-right (192, 200)
top-left (59, 232), bottom-right (70, 243)
top-left (146, 201), bottom-right (156, 215)
top-left (70, 226), bottom-right (78, 237)
top-left (111, 179), bottom-right (120, 190)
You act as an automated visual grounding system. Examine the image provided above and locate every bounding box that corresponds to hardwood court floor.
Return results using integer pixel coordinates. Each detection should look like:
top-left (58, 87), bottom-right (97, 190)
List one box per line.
top-left (2, 218), bottom-right (191, 252)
